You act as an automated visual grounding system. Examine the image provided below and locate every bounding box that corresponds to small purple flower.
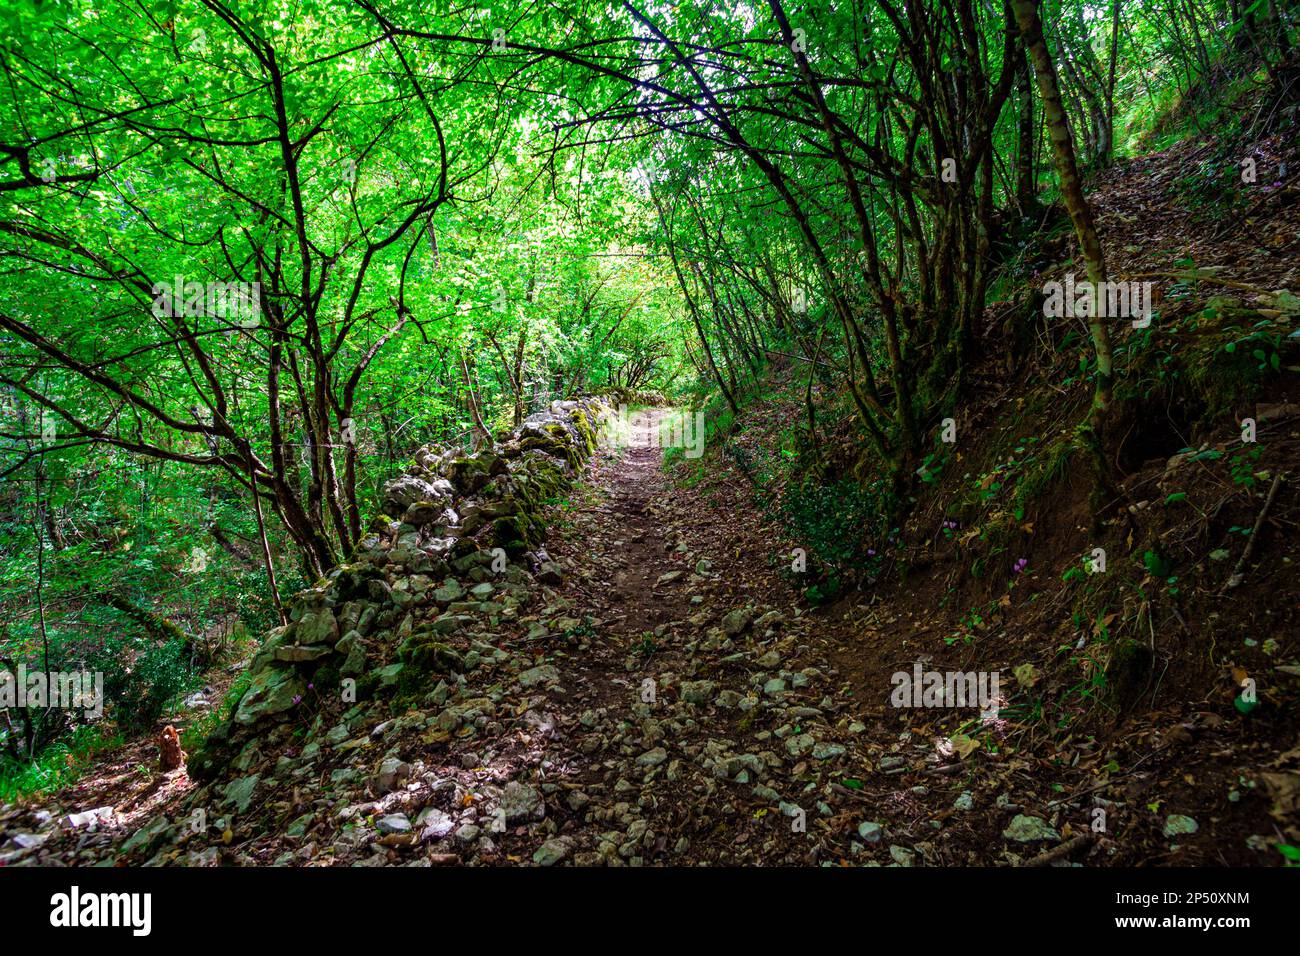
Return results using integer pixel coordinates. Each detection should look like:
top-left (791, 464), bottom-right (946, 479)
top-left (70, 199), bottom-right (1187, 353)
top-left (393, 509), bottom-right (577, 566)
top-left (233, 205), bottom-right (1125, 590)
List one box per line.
top-left (867, 549), bottom-right (877, 557)
top-left (293, 694), bottom-right (303, 705)
top-left (1013, 557), bottom-right (1029, 574)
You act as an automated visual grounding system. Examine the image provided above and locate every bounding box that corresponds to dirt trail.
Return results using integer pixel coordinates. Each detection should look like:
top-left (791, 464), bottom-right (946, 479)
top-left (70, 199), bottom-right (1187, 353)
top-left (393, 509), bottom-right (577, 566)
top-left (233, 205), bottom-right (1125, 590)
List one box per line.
top-left (532, 407), bottom-right (837, 863)
top-left (2, 409), bottom-right (834, 866)
top-left (4, 410), bottom-right (1286, 867)
top-left (531, 408), bottom-right (1287, 867)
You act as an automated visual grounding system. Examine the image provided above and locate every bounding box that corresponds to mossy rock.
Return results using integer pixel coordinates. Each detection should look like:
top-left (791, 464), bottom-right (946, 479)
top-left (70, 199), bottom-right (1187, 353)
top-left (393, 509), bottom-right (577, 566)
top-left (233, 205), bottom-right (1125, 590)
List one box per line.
top-left (364, 515), bottom-right (396, 538)
top-left (396, 635), bottom-right (465, 699)
top-left (571, 410), bottom-right (598, 454)
top-left (450, 537), bottom-right (480, 559)
top-left (492, 515), bottom-right (537, 555)
top-left (403, 500), bottom-right (446, 526)
top-left (527, 463), bottom-right (567, 497)
top-left (398, 632), bottom-right (465, 674)
top-left (313, 660), bottom-right (343, 693)
top-left (188, 720), bottom-right (236, 781)
top-left (518, 434), bottom-right (576, 466)
top-left (476, 451), bottom-right (508, 476)
top-left (233, 665), bottom-right (307, 725)
top-left (247, 625), bottom-right (291, 676)
top-left (448, 456), bottom-right (491, 493)
top-left (481, 497), bottom-right (520, 518)
top-left (328, 563), bottom-right (385, 603)
top-left (491, 513), bottom-right (524, 539)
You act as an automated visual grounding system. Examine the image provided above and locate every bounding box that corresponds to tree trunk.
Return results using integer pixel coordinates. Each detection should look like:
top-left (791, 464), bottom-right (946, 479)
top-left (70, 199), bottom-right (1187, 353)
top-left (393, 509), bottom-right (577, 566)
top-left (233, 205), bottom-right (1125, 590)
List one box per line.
top-left (1103, 0), bottom-right (1122, 165)
top-left (1016, 44), bottom-right (1039, 217)
top-left (459, 351), bottom-right (494, 449)
top-left (512, 330), bottom-right (527, 426)
top-left (1012, 0), bottom-right (1115, 497)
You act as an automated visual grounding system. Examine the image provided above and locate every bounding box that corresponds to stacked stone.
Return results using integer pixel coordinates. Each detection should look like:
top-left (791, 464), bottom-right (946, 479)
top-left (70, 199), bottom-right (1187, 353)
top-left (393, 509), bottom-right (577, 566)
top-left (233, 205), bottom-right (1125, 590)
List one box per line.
top-left (189, 398), bottom-right (610, 780)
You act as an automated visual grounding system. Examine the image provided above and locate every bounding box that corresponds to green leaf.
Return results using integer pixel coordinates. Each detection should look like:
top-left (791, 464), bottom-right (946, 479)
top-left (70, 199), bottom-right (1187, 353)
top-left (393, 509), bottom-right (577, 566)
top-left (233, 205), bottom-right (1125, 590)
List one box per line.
top-left (1143, 549), bottom-right (1172, 578)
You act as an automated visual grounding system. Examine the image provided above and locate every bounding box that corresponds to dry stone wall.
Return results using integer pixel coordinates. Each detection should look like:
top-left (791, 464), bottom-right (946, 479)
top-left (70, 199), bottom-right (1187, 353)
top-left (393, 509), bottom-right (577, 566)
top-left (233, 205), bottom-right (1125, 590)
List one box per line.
top-left (189, 397), bottom-right (611, 780)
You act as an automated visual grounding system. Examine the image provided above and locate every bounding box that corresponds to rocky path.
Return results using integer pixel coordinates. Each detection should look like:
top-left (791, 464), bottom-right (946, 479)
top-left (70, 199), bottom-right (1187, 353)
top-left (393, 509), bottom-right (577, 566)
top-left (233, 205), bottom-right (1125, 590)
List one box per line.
top-left (530, 410), bottom-right (829, 864)
top-left (506, 409), bottom-right (926, 865)
top-left (3, 409), bottom-right (904, 867)
top-left (9, 408), bottom-right (1252, 868)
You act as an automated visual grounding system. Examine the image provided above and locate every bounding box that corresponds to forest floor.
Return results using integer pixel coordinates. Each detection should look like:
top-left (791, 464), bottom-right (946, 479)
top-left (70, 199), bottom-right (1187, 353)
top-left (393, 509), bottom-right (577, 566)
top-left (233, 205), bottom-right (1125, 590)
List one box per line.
top-left (4, 405), bottom-right (1293, 866)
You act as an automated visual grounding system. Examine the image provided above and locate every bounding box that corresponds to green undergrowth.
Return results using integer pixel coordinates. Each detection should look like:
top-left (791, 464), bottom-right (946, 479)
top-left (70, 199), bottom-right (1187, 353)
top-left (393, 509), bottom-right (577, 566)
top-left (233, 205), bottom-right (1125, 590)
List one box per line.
top-left (0, 723), bottom-right (125, 804)
top-left (180, 670), bottom-right (254, 756)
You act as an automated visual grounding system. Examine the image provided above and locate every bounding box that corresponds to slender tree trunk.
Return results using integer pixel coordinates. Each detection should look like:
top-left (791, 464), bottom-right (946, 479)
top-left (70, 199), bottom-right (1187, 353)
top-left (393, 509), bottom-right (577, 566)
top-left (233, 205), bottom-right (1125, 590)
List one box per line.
top-left (247, 454), bottom-right (285, 624)
top-left (459, 352), bottom-right (493, 449)
top-left (653, 192), bottom-right (741, 415)
top-left (1267, 0), bottom-right (1291, 58)
top-left (1016, 44), bottom-right (1039, 217)
top-left (1103, 0), bottom-right (1122, 164)
top-left (512, 330), bottom-right (527, 426)
top-left (1012, 0), bottom-right (1116, 497)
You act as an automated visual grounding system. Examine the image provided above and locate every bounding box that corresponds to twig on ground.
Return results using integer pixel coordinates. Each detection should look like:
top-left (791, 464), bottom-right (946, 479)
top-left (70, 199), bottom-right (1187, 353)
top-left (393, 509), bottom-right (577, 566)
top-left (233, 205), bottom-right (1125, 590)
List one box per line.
top-left (1027, 832), bottom-right (1096, 866)
top-left (1224, 473), bottom-right (1284, 591)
